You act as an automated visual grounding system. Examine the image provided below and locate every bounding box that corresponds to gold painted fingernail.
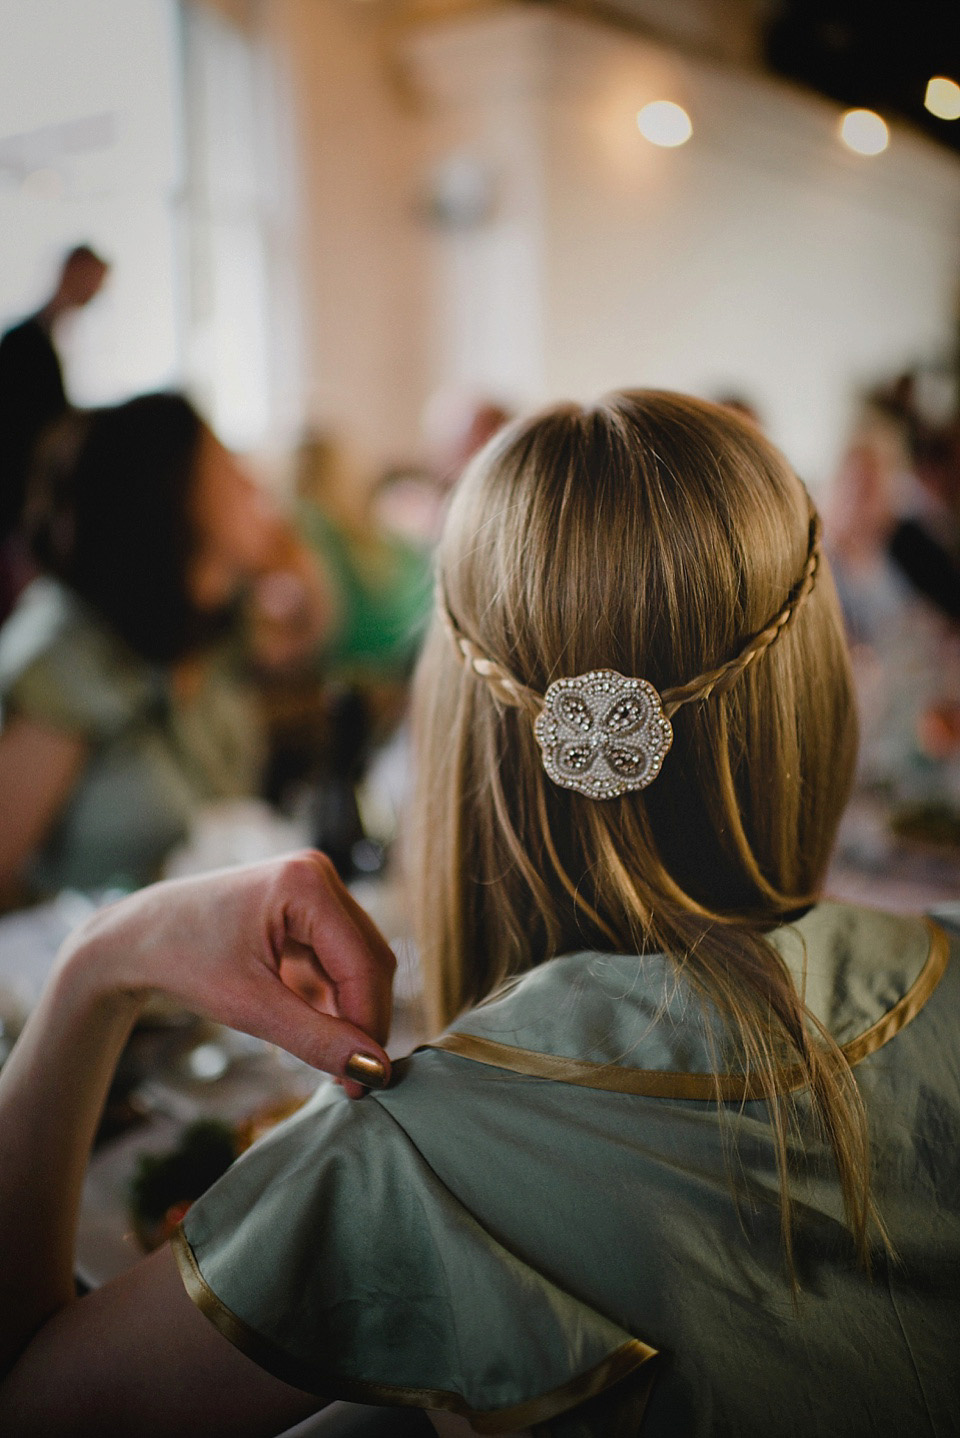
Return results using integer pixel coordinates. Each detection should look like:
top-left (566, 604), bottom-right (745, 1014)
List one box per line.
top-left (344, 1052), bottom-right (388, 1088)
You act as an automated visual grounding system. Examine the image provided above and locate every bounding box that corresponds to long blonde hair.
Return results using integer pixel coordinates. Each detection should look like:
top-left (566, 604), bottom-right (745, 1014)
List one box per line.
top-left (411, 390), bottom-right (878, 1271)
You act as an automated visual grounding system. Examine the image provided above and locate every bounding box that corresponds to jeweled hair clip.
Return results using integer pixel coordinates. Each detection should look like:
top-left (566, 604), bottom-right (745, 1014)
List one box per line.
top-left (532, 671), bottom-right (673, 800)
top-left (438, 510), bottom-right (821, 800)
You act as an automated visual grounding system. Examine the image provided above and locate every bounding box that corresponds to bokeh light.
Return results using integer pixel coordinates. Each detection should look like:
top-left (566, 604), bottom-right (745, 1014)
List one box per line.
top-left (924, 77), bottom-right (960, 122)
top-left (636, 101), bottom-right (693, 148)
top-left (838, 109), bottom-right (889, 156)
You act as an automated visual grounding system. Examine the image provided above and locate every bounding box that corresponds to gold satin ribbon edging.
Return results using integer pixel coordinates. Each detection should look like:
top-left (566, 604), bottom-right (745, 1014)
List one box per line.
top-left (171, 1226), bottom-right (658, 1433)
top-left (427, 919), bottom-right (951, 1102)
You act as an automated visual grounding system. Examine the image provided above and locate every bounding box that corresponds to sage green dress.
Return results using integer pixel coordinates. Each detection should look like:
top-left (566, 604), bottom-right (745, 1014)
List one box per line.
top-left (0, 578), bottom-right (263, 891)
top-left (174, 902), bottom-right (960, 1436)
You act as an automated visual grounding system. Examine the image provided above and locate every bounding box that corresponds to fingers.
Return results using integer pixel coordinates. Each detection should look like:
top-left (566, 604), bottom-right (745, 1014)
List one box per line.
top-left (229, 968), bottom-right (391, 1094)
top-left (278, 948), bottom-right (336, 1013)
top-left (277, 854), bottom-right (395, 1048)
top-left (333, 880), bottom-right (399, 971)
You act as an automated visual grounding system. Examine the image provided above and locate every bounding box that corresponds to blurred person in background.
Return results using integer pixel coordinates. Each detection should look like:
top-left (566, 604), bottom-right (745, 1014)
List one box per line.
top-left (883, 410), bottom-right (960, 810)
top-left (0, 392), bottom-right (298, 901)
top-left (290, 403), bottom-right (515, 873)
top-left (827, 391), bottom-right (960, 816)
top-left (419, 391), bottom-right (514, 540)
top-left (887, 421), bottom-right (960, 624)
top-left (826, 434), bottom-right (906, 651)
top-left (0, 245), bottom-right (110, 622)
top-left (372, 393), bottom-right (516, 554)
top-left (270, 431), bottom-right (435, 879)
top-left (856, 372), bottom-right (960, 622)
top-left (430, 395), bottom-right (514, 487)
top-left (295, 430), bottom-right (432, 690)
top-left (715, 391), bottom-right (763, 429)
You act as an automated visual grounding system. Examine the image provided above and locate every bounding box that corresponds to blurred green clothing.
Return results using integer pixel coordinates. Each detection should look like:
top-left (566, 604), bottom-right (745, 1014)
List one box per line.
top-left (0, 578), bottom-right (263, 892)
top-left (177, 902), bottom-right (959, 1436)
top-left (298, 503), bottom-right (431, 680)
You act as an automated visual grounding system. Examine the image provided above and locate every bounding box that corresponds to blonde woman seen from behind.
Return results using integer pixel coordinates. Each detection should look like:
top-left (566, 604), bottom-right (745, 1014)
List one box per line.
top-left (0, 393), bottom-right (957, 1438)
top-left (417, 393), bottom-right (866, 1269)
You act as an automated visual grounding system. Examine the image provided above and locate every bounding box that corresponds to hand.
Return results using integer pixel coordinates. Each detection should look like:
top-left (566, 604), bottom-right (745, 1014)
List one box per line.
top-left (59, 852), bottom-right (395, 1097)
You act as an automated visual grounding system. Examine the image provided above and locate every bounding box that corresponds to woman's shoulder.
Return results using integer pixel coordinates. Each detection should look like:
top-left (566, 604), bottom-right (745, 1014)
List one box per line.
top-left (0, 577), bottom-right (153, 737)
top-left (769, 900), bottom-right (947, 1044)
top-left (0, 577), bottom-right (80, 666)
top-left (177, 1078), bottom-right (651, 1426)
top-left (413, 902), bottom-right (948, 1093)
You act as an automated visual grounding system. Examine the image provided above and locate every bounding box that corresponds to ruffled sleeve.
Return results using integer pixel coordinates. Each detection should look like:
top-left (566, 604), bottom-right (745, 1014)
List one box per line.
top-left (174, 1080), bottom-right (656, 1434)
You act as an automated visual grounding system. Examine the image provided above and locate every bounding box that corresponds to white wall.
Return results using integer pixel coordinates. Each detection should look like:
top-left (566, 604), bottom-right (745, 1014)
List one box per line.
top-left (406, 10), bottom-right (960, 485)
top-left (0, 0), bottom-right (183, 404)
top-left (0, 0), bottom-right (303, 458)
top-left (179, 1), bottom-right (305, 454)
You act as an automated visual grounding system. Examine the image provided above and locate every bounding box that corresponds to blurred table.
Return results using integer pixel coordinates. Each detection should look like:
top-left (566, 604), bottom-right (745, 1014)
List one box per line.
top-left (0, 864), bottom-right (425, 1290)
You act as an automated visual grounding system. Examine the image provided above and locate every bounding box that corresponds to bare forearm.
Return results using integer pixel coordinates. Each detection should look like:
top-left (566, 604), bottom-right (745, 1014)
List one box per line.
top-left (0, 856), bottom-right (391, 1430)
top-left (0, 853), bottom-right (392, 1396)
top-left (0, 954), bottom-right (141, 1370)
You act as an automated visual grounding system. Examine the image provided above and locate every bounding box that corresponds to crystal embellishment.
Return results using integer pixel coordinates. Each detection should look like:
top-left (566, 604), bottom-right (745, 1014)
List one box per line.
top-left (533, 669), bottom-right (673, 799)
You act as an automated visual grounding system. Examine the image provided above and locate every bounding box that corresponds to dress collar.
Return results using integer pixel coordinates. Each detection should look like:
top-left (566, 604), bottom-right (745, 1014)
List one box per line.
top-left (427, 903), bottom-right (949, 1100)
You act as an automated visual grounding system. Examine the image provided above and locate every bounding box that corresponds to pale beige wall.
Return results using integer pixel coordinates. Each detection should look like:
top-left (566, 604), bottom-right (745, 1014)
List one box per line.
top-left (188, 0), bottom-right (256, 28)
top-left (406, 11), bottom-right (550, 410)
top-left (203, 0), bottom-right (960, 486)
top-left (405, 8), bottom-right (960, 486)
top-left (538, 14), bottom-right (960, 484)
top-left (263, 0), bottom-right (429, 474)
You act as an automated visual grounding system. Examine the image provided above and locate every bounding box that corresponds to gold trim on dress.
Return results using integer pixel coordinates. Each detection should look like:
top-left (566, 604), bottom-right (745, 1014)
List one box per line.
top-left (172, 1226), bottom-right (659, 1433)
top-left (172, 918), bottom-right (950, 1429)
top-left (427, 919), bottom-right (950, 1101)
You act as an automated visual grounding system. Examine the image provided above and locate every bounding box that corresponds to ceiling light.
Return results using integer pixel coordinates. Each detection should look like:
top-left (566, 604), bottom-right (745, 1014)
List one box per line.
top-left (838, 109), bottom-right (889, 156)
top-left (925, 77), bottom-right (960, 121)
top-left (636, 101), bottom-right (692, 148)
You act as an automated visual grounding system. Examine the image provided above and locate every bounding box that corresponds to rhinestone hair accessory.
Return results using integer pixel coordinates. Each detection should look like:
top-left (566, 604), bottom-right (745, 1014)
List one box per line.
top-left (533, 671), bottom-right (673, 798)
top-left (439, 509), bottom-right (822, 800)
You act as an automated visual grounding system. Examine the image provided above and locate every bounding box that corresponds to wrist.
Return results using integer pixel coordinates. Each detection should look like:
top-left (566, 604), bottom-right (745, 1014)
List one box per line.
top-left (53, 919), bottom-right (152, 1024)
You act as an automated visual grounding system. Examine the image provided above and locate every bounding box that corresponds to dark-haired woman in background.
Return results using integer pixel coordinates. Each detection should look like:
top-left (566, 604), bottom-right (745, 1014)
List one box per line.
top-left (0, 393), bottom-right (294, 896)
